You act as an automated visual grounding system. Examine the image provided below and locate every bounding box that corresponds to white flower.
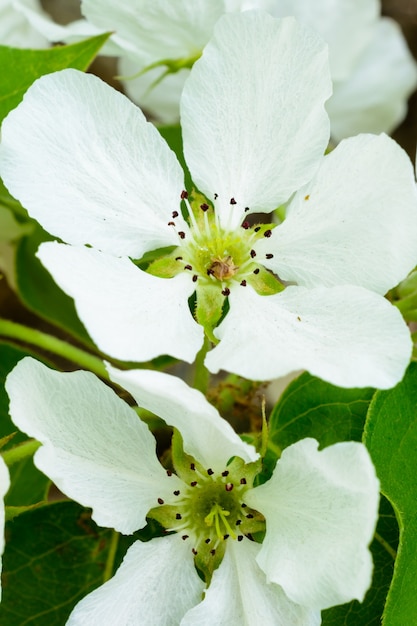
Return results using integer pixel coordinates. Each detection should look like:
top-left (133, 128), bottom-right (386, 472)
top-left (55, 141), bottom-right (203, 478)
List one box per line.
top-left (0, 455), bottom-right (9, 600)
top-left (6, 356), bottom-right (380, 624)
top-left (0, 0), bottom-right (49, 48)
top-left (80, 0), bottom-right (417, 138)
top-left (1, 12), bottom-right (417, 388)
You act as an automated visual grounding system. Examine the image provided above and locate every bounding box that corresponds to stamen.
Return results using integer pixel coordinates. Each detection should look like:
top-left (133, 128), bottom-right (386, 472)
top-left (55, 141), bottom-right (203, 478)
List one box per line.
top-left (176, 513), bottom-right (182, 520)
top-left (205, 538), bottom-right (211, 544)
top-left (240, 478), bottom-right (247, 485)
top-left (168, 221), bottom-right (175, 226)
top-left (240, 280), bottom-right (247, 287)
top-left (253, 268), bottom-right (260, 275)
top-left (172, 211), bottom-right (179, 218)
top-left (265, 253), bottom-right (274, 259)
top-left (174, 490), bottom-right (180, 496)
top-left (214, 193), bottom-right (218, 200)
top-left (238, 535), bottom-right (244, 542)
top-left (175, 256), bottom-right (183, 261)
top-left (264, 229), bottom-right (272, 238)
top-left (192, 548), bottom-right (198, 555)
top-left (250, 250), bottom-right (256, 258)
top-left (225, 483), bottom-right (234, 492)
top-left (242, 221), bottom-right (250, 230)
top-left (244, 207), bottom-right (250, 212)
top-left (190, 481), bottom-right (198, 487)
top-left (230, 197), bottom-right (236, 205)
top-left (222, 471), bottom-right (229, 477)
top-left (190, 463), bottom-right (195, 471)
top-left (178, 232), bottom-right (186, 239)
top-left (157, 498), bottom-right (164, 505)
top-left (207, 468), bottom-right (214, 475)
top-left (184, 265), bottom-right (192, 271)
top-left (200, 203), bottom-right (209, 212)
top-left (222, 287), bottom-right (231, 297)
top-left (254, 226), bottom-right (261, 232)
top-left (192, 275), bottom-right (198, 282)
top-left (181, 190), bottom-right (188, 199)
top-left (182, 535), bottom-right (189, 540)
top-left (166, 470), bottom-right (172, 476)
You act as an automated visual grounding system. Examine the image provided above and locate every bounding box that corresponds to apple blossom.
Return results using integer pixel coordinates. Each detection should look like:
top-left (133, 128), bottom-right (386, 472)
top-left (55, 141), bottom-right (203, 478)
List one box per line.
top-left (6, 356), bottom-right (379, 623)
top-left (1, 13), bottom-right (417, 388)
top-left (80, 0), bottom-right (417, 139)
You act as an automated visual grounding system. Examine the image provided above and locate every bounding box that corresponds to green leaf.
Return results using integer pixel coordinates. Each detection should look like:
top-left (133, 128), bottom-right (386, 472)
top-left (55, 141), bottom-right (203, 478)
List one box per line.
top-left (0, 502), bottom-right (116, 624)
top-left (15, 222), bottom-right (93, 345)
top-left (0, 34), bottom-right (110, 122)
top-left (268, 372), bottom-right (374, 453)
top-left (364, 362), bottom-right (417, 625)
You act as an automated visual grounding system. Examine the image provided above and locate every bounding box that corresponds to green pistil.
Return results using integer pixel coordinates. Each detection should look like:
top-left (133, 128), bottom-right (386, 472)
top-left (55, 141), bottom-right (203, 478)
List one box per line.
top-left (204, 503), bottom-right (237, 540)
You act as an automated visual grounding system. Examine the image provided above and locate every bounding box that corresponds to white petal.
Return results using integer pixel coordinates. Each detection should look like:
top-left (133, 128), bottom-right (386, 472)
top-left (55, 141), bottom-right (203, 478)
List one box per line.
top-left (0, 0), bottom-right (48, 47)
top-left (81, 0), bottom-right (225, 62)
top-left (0, 69), bottom-right (185, 258)
top-left (119, 55), bottom-right (188, 125)
top-left (205, 283), bottom-right (412, 389)
top-left (13, 0), bottom-right (103, 44)
top-left (5, 357), bottom-right (180, 534)
top-left (245, 439), bottom-right (379, 610)
top-left (327, 18), bottom-right (417, 141)
top-left (0, 456), bottom-right (9, 600)
top-left (107, 365), bottom-right (258, 471)
top-left (38, 242), bottom-right (204, 363)
top-left (68, 535), bottom-right (205, 626)
top-left (257, 134), bottom-right (417, 294)
top-left (181, 12), bottom-right (331, 229)
top-left (182, 538), bottom-right (320, 625)
top-left (268, 0), bottom-right (378, 80)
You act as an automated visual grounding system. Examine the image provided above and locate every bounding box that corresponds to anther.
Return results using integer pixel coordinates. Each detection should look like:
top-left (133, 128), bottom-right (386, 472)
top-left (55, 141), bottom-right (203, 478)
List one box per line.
top-left (224, 534), bottom-right (230, 540)
top-left (240, 478), bottom-right (247, 485)
top-left (246, 513), bottom-right (254, 519)
top-left (222, 288), bottom-right (231, 297)
top-left (192, 548), bottom-right (198, 555)
top-left (190, 481), bottom-right (198, 487)
top-left (182, 535), bottom-right (189, 540)
top-left (157, 498), bottom-right (164, 505)
top-left (174, 490), bottom-right (180, 496)
top-left (250, 250), bottom-right (256, 258)
top-left (175, 256), bottom-right (183, 261)
top-left (168, 221), bottom-right (175, 226)
top-left (254, 226), bottom-right (261, 232)
top-left (192, 275), bottom-right (198, 282)
top-left (244, 206), bottom-right (250, 212)
top-left (225, 483), bottom-right (234, 492)
top-left (200, 203), bottom-right (209, 212)
top-left (242, 221), bottom-right (250, 229)
top-left (264, 229), bottom-right (272, 238)
top-left (176, 513), bottom-right (182, 520)
top-left (266, 253), bottom-right (274, 259)
top-left (181, 190), bottom-right (188, 199)
top-left (214, 193), bottom-right (218, 200)
top-left (222, 471), bottom-right (229, 477)
top-left (253, 268), bottom-right (260, 275)
top-left (184, 264), bottom-right (192, 271)
top-left (230, 197), bottom-right (236, 205)
top-left (166, 469), bottom-right (172, 476)
top-left (210, 549), bottom-right (216, 555)
top-left (205, 538), bottom-right (211, 544)
top-left (190, 463), bottom-right (195, 471)
top-left (207, 468), bottom-right (214, 476)
top-left (236, 519), bottom-right (242, 526)
top-left (241, 503), bottom-right (247, 508)
top-left (178, 232), bottom-right (186, 239)
top-left (238, 535), bottom-right (244, 542)
top-left (207, 268), bottom-right (215, 276)
top-left (240, 280), bottom-right (247, 287)
top-left (172, 211), bottom-right (179, 218)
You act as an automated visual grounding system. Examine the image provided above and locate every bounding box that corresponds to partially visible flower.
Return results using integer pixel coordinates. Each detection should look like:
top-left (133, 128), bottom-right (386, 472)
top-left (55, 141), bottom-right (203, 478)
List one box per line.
top-left (6, 357), bottom-right (379, 623)
top-left (0, 456), bottom-right (9, 600)
top-left (80, 0), bottom-right (417, 139)
top-left (1, 12), bottom-right (417, 388)
top-left (0, 0), bottom-right (49, 48)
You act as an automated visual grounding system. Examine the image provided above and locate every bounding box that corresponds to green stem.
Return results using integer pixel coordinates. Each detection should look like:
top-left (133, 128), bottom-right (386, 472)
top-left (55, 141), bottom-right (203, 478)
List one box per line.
top-left (192, 336), bottom-right (211, 394)
top-left (2, 439), bottom-right (40, 466)
top-left (103, 530), bottom-right (120, 582)
top-left (0, 319), bottom-right (108, 379)
top-left (374, 530), bottom-right (397, 560)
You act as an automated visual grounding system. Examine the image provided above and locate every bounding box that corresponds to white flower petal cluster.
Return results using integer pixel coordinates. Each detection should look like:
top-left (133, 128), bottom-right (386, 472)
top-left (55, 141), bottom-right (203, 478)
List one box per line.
top-left (80, 0), bottom-right (417, 139)
top-left (0, 456), bottom-right (9, 601)
top-left (6, 357), bottom-right (380, 624)
top-left (1, 12), bottom-right (417, 388)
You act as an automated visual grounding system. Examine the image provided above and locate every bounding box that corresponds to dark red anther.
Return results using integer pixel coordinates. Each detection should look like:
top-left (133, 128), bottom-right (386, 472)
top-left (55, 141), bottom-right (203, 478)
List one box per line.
top-left (254, 226), bottom-right (261, 232)
top-left (181, 190), bottom-right (188, 199)
top-left (184, 264), bottom-right (192, 271)
top-left (176, 513), bottom-right (182, 520)
top-left (238, 535), bottom-right (244, 542)
top-left (190, 463), bottom-right (195, 471)
top-left (168, 221), bottom-right (175, 226)
top-left (240, 280), bottom-right (247, 287)
top-left (244, 207), bottom-right (250, 212)
top-left (225, 483), bottom-right (234, 492)
top-left (222, 287), bottom-right (231, 297)
top-left (192, 275), bottom-right (198, 282)
top-left (182, 535), bottom-right (189, 540)
top-left (205, 538), bottom-right (211, 544)
top-left (174, 490), bottom-right (180, 496)
top-left (191, 481), bottom-right (197, 487)
top-left (166, 469), bottom-right (172, 476)
top-left (214, 193), bottom-right (218, 199)
top-left (266, 253), bottom-right (274, 259)
top-left (222, 470), bottom-right (229, 477)
top-left (207, 268), bottom-right (215, 276)
top-left (230, 197), bottom-right (237, 205)
top-left (192, 548), bottom-right (198, 555)
top-left (210, 549), bottom-right (216, 555)
top-left (240, 478), bottom-right (247, 485)
top-left (178, 231), bottom-right (186, 239)
top-left (175, 256), bottom-right (183, 261)
top-left (157, 498), bottom-right (164, 505)
top-left (172, 211), bottom-right (179, 218)
top-left (224, 534), bottom-right (230, 540)
top-left (236, 519), bottom-right (242, 526)
top-left (250, 250), bottom-right (256, 258)
top-left (242, 221), bottom-right (250, 229)
top-left (253, 268), bottom-right (260, 275)
top-left (246, 513), bottom-right (254, 519)
top-left (200, 203), bottom-right (209, 212)
top-left (207, 468), bottom-right (214, 475)
top-left (264, 229), bottom-right (272, 238)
